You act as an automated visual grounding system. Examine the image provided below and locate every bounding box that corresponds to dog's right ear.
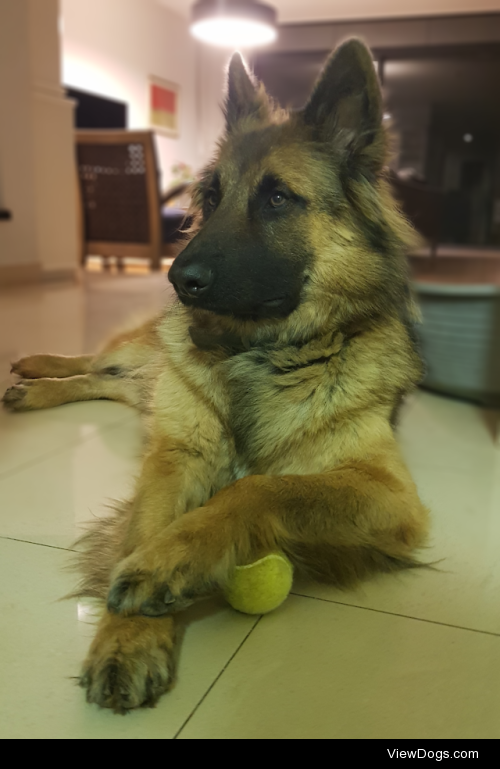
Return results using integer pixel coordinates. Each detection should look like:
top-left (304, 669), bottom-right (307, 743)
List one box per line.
top-left (224, 53), bottom-right (269, 131)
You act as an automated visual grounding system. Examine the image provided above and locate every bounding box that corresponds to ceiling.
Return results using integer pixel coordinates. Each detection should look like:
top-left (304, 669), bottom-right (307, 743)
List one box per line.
top-left (158, 1), bottom-right (500, 25)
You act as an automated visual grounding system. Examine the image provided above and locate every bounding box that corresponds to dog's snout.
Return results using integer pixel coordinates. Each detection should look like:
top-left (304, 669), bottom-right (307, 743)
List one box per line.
top-left (169, 262), bottom-right (214, 299)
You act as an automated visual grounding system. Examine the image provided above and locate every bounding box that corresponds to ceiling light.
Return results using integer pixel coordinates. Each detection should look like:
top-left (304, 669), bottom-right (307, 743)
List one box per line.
top-left (463, 133), bottom-right (473, 143)
top-left (190, 1), bottom-right (277, 48)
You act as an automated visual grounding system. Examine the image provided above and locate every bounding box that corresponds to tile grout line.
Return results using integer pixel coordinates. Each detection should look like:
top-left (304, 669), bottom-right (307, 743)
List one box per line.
top-left (3, 530), bottom-right (498, 639)
top-left (290, 591), bottom-right (500, 638)
top-left (0, 535), bottom-right (76, 553)
top-left (2, 535), bottom-right (494, 640)
top-left (173, 615), bottom-right (264, 740)
top-left (0, 411), bottom-right (139, 482)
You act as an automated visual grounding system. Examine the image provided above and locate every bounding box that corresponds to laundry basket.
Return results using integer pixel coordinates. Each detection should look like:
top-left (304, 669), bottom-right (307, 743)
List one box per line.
top-left (414, 282), bottom-right (500, 406)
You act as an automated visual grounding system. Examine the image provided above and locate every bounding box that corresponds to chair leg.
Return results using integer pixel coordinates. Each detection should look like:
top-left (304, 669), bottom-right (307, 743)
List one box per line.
top-left (430, 242), bottom-right (438, 272)
top-left (151, 246), bottom-right (161, 272)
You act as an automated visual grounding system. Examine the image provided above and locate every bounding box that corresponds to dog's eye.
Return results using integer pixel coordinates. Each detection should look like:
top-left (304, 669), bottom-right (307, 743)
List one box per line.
top-left (269, 191), bottom-right (287, 208)
top-left (205, 189), bottom-right (218, 210)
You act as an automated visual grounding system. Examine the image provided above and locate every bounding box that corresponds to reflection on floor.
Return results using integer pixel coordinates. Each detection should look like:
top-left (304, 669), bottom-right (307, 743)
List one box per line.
top-left (0, 270), bottom-right (499, 738)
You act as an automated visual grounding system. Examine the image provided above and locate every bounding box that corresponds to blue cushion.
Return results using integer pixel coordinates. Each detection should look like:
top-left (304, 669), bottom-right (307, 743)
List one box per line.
top-left (161, 207), bottom-right (189, 243)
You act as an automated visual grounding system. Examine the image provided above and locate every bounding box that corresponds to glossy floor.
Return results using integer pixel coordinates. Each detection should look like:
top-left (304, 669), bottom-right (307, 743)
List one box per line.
top-left (1, 271), bottom-right (499, 739)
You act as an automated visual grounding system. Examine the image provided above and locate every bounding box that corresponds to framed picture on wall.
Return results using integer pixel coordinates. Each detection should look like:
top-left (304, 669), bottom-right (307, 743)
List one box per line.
top-left (149, 76), bottom-right (179, 138)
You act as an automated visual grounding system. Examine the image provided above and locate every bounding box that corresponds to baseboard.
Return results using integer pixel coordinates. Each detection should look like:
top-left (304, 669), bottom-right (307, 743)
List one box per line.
top-left (0, 263), bottom-right (41, 288)
top-left (0, 265), bottom-right (79, 288)
top-left (41, 268), bottom-right (80, 283)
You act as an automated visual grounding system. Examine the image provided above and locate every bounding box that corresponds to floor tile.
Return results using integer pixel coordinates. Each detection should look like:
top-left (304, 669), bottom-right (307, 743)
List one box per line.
top-left (79, 272), bottom-right (172, 353)
top-left (0, 273), bottom-right (170, 370)
top-left (0, 402), bottom-right (136, 479)
top-left (397, 390), bottom-right (496, 473)
top-left (0, 538), bottom-right (257, 740)
top-left (0, 415), bottom-right (143, 549)
top-left (177, 595), bottom-right (500, 740)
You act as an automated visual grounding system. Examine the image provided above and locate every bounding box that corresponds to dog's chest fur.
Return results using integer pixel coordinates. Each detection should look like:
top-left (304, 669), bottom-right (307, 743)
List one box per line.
top-left (161, 310), bottom-right (415, 479)
top-left (221, 332), bottom-right (346, 475)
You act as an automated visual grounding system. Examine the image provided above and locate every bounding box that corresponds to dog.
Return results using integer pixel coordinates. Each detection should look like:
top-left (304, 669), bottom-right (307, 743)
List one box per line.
top-left (2, 39), bottom-right (429, 713)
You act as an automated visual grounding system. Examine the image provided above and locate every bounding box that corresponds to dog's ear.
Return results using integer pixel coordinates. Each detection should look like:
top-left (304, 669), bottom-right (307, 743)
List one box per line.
top-left (224, 53), bottom-right (269, 131)
top-left (303, 39), bottom-right (385, 175)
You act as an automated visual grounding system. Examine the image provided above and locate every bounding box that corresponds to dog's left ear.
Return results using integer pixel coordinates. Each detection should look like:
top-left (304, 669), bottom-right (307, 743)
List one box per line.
top-left (302, 39), bottom-right (385, 174)
top-left (224, 53), bottom-right (269, 131)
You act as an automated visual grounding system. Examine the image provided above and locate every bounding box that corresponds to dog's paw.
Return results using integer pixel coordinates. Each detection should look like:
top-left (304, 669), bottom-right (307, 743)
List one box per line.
top-left (81, 615), bottom-right (176, 713)
top-left (11, 355), bottom-right (55, 379)
top-left (2, 379), bottom-right (52, 411)
top-left (107, 535), bottom-right (217, 617)
top-left (11, 358), bottom-right (32, 378)
top-left (2, 378), bottom-right (63, 411)
top-left (107, 511), bottom-right (230, 617)
top-left (2, 382), bottom-right (30, 411)
top-left (107, 568), bottom-right (198, 617)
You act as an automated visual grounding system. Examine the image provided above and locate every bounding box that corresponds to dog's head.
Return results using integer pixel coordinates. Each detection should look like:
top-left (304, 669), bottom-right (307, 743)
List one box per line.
top-left (169, 39), bottom-right (415, 336)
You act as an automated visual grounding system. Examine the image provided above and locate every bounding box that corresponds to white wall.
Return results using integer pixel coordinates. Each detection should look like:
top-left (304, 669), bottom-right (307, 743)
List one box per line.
top-left (0, 0), bottom-right (78, 281)
top-left (61, 0), bottom-right (203, 188)
top-left (0, 0), bottom-right (38, 271)
top-left (196, 46), bottom-right (229, 168)
top-left (29, 0), bottom-right (79, 275)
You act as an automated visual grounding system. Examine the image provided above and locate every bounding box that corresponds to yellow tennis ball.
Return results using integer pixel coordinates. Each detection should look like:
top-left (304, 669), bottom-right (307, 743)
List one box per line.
top-left (224, 553), bottom-right (293, 615)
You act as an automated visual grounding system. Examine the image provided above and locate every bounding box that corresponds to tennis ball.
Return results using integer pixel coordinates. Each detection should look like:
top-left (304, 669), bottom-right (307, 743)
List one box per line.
top-left (224, 552), bottom-right (293, 615)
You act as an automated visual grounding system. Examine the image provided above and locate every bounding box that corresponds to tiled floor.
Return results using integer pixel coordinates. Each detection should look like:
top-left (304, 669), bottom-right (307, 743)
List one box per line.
top-left (1, 270), bottom-right (499, 739)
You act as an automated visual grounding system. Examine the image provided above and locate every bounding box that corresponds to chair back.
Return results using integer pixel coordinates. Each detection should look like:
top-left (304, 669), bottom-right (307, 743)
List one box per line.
top-left (76, 130), bottom-right (162, 267)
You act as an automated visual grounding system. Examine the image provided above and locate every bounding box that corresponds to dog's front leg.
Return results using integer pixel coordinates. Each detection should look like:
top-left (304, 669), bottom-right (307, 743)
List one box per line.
top-left (104, 432), bottom-right (233, 616)
top-left (81, 428), bottom-right (232, 711)
top-left (108, 446), bottom-right (429, 615)
top-left (81, 613), bottom-right (177, 713)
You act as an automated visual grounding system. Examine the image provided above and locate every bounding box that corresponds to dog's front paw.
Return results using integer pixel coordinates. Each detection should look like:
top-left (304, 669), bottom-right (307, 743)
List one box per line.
top-left (107, 565), bottom-right (205, 617)
top-left (107, 533), bottom-right (220, 616)
top-left (107, 569), bottom-right (180, 616)
top-left (81, 614), bottom-right (176, 713)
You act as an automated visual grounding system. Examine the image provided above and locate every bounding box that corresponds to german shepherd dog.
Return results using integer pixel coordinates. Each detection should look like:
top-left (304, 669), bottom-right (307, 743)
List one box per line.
top-left (3, 40), bottom-right (429, 712)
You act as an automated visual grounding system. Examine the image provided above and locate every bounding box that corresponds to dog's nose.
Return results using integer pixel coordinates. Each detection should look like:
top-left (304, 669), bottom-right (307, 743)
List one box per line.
top-left (169, 262), bottom-right (213, 298)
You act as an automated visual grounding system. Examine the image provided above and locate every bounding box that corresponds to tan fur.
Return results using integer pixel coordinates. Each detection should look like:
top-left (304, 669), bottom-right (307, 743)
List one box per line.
top-left (3, 40), bottom-right (430, 713)
top-left (80, 613), bottom-right (176, 713)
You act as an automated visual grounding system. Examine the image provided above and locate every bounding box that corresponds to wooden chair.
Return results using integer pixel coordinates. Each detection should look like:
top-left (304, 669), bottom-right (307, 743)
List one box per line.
top-left (76, 130), bottom-right (190, 270)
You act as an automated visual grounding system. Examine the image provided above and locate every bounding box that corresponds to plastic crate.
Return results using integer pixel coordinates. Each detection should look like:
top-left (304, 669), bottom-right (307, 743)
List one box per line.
top-left (414, 282), bottom-right (500, 406)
